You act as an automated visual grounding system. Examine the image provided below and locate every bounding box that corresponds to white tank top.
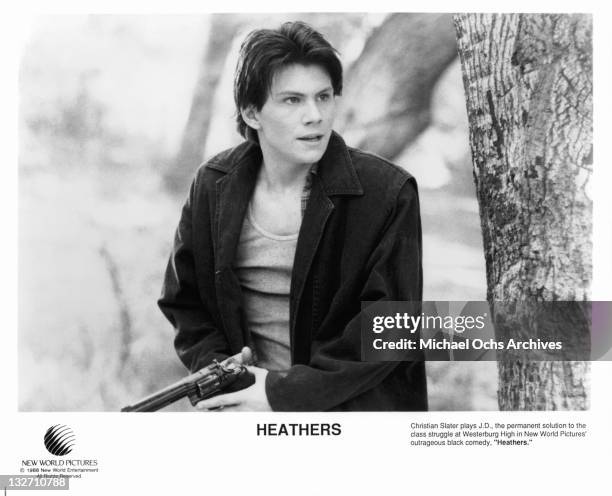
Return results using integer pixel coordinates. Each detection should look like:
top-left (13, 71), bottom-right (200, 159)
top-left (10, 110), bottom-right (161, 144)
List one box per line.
top-left (233, 204), bottom-right (298, 371)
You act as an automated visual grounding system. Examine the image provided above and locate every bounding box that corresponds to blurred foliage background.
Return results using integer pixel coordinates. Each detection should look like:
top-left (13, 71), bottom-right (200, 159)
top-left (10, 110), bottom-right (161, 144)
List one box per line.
top-left (19, 14), bottom-right (496, 412)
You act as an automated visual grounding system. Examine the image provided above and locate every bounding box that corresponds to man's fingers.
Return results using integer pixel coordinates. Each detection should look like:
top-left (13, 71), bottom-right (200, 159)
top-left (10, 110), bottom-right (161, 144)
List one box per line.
top-left (196, 391), bottom-right (242, 410)
top-left (212, 404), bottom-right (248, 412)
top-left (245, 365), bottom-right (266, 378)
top-left (228, 346), bottom-right (252, 366)
top-left (240, 346), bottom-right (253, 365)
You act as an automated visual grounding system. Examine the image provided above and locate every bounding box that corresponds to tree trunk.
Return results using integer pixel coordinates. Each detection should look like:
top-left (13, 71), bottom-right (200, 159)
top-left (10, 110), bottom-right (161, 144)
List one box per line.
top-left (454, 14), bottom-right (592, 410)
top-left (335, 13), bottom-right (458, 159)
top-left (164, 15), bottom-right (242, 195)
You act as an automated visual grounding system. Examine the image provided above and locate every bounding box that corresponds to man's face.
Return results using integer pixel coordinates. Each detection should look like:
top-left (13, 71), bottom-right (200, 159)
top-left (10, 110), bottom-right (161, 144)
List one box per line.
top-left (249, 63), bottom-right (337, 169)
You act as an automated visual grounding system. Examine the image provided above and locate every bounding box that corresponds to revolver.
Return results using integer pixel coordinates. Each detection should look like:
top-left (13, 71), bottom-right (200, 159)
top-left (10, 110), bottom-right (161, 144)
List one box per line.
top-left (121, 350), bottom-right (254, 412)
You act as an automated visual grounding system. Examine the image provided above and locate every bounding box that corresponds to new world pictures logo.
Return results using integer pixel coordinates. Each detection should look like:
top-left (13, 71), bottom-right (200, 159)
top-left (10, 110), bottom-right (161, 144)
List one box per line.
top-left (17, 425), bottom-right (98, 479)
top-left (43, 425), bottom-right (76, 456)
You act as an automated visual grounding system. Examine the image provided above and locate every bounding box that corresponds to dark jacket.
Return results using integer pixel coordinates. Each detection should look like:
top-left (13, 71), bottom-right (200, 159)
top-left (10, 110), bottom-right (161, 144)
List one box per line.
top-left (158, 132), bottom-right (427, 411)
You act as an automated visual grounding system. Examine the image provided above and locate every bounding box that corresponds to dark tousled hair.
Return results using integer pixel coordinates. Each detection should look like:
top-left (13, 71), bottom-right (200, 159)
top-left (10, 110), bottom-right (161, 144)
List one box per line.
top-left (233, 21), bottom-right (343, 141)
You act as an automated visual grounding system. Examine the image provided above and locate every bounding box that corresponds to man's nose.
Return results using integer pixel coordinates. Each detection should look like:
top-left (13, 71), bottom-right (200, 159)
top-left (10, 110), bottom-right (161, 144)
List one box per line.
top-left (302, 99), bottom-right (323, 124)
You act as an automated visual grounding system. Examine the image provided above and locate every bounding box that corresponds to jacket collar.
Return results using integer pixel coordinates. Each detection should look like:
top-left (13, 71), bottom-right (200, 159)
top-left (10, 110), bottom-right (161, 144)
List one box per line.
top-left (206, 131), bottom-right (364, 197)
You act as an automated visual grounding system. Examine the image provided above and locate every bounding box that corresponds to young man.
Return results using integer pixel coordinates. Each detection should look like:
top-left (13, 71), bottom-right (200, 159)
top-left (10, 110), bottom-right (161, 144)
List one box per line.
top-left (158, 21), bottom-right (427, 411)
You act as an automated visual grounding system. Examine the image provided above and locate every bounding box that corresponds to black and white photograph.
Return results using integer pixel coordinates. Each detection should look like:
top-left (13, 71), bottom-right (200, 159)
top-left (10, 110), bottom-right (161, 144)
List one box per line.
top-left (17, 12), bottom-right (594, 412)
top-left (2, 4), bottom-right (611, 495)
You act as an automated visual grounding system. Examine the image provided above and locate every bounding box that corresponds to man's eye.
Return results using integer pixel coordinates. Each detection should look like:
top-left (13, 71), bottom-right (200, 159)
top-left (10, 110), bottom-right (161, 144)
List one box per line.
top-left (318, 93), bottom-right (331, 102)
top-left (285, 97), bottom-right (300, 104)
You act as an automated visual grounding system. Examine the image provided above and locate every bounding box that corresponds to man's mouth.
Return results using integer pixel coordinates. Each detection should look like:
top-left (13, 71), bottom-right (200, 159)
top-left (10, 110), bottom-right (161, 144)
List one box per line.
top-left (297, 134), bottom-right (324, 142)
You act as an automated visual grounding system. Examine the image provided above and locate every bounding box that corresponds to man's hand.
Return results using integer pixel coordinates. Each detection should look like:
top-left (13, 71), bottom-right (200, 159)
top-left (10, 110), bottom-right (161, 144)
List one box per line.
top-left (196, 365), bottom-right (272, 412)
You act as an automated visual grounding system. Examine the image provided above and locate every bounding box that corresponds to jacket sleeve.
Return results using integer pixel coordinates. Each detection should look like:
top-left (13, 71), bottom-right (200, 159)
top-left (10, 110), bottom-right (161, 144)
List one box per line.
top-left (158, 175), bottom-right (231, 372)
top-left (265, 178), bottom-right (422, 411)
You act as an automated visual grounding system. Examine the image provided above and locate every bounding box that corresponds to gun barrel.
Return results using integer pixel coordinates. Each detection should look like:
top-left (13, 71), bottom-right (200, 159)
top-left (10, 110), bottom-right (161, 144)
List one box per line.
top-left (121, 382), bottom-right (196, 412)
top-left (121, 352), bottom-right (248, 412)
top-left (121, 365), bottom-right (215, 412)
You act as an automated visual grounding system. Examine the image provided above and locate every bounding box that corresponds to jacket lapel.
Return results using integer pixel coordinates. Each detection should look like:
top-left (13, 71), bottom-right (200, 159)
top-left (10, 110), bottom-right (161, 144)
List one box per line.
top-left (289, 177), bottom-right (334, 340)
top-left (213, 143), bottom-right (261, 270)
top-left (289, 132), bottom-right (364, 355)
top-left (212, 144), bottom-right (260, 352)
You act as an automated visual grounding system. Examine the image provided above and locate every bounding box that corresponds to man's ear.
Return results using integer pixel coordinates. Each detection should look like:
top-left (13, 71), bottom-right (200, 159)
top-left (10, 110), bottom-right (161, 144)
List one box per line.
top-left (240, 106), bottom-right (261, 131)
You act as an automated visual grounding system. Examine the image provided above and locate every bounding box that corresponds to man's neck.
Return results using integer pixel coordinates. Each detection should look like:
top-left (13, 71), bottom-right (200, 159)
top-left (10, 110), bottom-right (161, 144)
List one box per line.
top-left (258, 153), bottom-right (312, 194)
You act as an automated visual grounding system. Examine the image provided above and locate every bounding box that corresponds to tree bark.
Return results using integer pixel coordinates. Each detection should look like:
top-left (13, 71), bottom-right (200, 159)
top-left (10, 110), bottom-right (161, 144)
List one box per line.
top-left (164, 15), bottom-right (242, 195)
top-left (335, 13), bottom-right (458, 159)
top-left (454, 14), bottom-right (592, 410)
